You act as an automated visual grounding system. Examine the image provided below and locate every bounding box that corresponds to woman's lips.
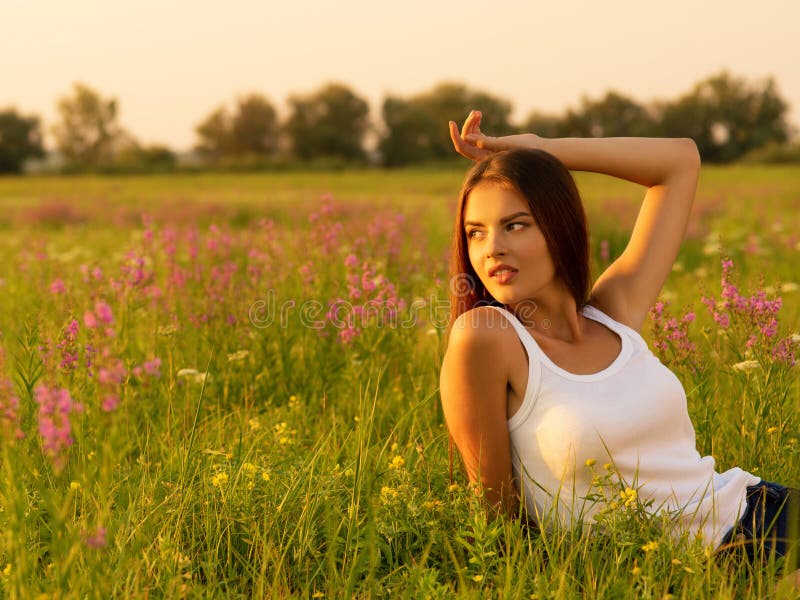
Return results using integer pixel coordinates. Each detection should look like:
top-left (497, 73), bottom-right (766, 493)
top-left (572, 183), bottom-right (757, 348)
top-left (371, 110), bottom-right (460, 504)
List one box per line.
top-left (491, 269), bottom-right (517, 284)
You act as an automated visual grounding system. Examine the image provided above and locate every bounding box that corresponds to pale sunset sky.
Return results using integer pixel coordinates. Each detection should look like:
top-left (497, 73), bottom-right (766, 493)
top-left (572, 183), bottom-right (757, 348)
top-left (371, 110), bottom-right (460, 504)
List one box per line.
top-left (3, 0), bottom-right (798, 151)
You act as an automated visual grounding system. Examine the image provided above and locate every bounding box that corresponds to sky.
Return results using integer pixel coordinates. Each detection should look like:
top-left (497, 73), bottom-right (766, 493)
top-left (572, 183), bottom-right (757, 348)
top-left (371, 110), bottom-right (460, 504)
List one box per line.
top-left (3, 0), bottom-right (799, 151)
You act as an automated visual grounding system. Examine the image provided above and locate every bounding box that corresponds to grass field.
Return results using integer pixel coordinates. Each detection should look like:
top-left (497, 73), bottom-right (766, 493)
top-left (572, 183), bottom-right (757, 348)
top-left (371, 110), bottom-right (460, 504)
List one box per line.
top-left (0, 165), bottom-right (798, 598)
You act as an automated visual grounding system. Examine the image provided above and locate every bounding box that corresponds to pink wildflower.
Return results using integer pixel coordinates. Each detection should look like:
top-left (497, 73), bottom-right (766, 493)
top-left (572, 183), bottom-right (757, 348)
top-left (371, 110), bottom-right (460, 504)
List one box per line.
top-left (344, 254), bottom-right (358, 268)
top-left (600, 240), bottom-right (610, 262)
top-left (94, 301), bottom-right (114, 325)
top-left (83, 527), bottom-right (108, 549)
top-left (101, 394), bottom-right (120, 412)
top-left (50, 278), bottom-right (66, 294)
top-left (143, 358), bottom-right (162, 377)
top-left (35, 384), bottom-right (84, 471)
top-left (84, 311), bottom-right (98, 329)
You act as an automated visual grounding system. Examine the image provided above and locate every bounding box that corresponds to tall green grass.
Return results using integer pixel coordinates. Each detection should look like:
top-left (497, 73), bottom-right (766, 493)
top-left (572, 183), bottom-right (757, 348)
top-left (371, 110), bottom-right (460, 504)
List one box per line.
top-left (0, 166), bottom-right (797, 598)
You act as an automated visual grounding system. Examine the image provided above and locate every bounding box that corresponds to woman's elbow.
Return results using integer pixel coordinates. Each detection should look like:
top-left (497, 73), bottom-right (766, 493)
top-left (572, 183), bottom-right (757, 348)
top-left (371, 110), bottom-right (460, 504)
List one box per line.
top-left (679, 138), bottom-right (701, 170)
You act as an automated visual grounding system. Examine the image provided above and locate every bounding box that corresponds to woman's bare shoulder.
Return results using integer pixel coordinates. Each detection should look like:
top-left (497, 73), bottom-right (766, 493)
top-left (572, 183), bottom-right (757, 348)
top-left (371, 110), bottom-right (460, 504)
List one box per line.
top-left (443, 306), bottom-right (520, 368)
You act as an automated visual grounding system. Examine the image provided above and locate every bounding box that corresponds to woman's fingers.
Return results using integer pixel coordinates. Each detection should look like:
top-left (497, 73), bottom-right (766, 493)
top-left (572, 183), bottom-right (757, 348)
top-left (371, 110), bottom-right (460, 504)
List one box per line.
top-left (460, 110), bottom-right (479, 141)
top-left (451, 111), bottom-right (497, 160)
top-left (449, 120), bottom-right (476, 159)
top-left (466, 133), bottom-right (498, 151)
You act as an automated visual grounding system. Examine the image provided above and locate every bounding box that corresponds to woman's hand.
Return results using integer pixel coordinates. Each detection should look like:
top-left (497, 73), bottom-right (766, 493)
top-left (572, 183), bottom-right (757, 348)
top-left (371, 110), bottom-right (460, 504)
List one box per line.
top-left (448, 110), bottom-right (542, 161)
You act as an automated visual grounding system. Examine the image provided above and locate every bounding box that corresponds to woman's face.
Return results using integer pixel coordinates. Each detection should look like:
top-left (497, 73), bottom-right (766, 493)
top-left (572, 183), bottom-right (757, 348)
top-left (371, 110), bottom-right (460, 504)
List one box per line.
top-left (463, 181), bottom-right (557, 308)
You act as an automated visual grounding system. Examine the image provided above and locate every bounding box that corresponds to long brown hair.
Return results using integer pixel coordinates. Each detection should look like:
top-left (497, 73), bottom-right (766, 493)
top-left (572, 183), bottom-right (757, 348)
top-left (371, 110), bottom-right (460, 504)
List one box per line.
top-left (447, 148), bottom-right (591, 331)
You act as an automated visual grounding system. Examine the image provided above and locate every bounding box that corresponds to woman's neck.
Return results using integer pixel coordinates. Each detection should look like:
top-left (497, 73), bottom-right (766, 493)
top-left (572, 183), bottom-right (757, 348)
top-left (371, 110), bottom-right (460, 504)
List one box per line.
top-left (506, 285), bottom-right (584, 344)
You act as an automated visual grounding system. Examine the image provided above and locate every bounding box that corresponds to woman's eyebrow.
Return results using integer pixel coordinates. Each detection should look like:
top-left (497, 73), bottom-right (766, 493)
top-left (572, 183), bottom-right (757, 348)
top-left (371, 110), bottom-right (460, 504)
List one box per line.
top-left (464, 211), bottom-right (532, 227)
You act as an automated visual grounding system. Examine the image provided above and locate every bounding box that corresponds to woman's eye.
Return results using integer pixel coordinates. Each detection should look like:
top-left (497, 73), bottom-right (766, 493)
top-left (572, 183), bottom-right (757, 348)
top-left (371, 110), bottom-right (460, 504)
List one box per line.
top-left (466, 230), bottom-right (482, 239)
top-left (507, 222), bottom-right (524, 232)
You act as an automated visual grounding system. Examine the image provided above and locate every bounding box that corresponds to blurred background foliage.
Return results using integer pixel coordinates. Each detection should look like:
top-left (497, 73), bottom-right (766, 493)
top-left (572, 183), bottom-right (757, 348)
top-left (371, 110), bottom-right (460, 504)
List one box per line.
top-left (0, 70), bottom-right (798, 174)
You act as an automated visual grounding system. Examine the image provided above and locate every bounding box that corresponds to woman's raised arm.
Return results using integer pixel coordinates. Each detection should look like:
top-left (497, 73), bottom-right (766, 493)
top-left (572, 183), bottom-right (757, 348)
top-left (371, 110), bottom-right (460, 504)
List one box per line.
top-left (450, 111), bottom-right (701, 332)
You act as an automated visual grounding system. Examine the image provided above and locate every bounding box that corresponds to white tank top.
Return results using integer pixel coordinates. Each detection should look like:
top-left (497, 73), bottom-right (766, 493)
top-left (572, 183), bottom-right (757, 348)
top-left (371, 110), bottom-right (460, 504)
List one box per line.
top-left (487, 303), bottom-right (760, 548)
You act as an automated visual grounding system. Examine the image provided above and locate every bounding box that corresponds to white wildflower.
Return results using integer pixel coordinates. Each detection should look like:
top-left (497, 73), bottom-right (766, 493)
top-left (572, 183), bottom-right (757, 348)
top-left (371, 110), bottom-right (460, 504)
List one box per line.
top-left (732, 360), bottom-right (760, 372)
top-left (158, 324), bottom-right (178, 336)
top-left (227, 350), bottom-right (250, 362)
top-left (176, 368), bottom-right (209, 384)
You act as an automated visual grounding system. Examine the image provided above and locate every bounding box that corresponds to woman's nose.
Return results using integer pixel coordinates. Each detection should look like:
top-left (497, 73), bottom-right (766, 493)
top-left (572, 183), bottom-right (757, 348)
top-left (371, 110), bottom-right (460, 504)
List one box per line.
top-left (486, 230), bottom-right (506, 256)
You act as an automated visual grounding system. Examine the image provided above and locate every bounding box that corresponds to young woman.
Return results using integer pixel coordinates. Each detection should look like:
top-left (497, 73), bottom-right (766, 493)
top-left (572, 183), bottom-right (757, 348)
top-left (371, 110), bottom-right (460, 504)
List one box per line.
top-left (439, 110), bottom-right (798, 564)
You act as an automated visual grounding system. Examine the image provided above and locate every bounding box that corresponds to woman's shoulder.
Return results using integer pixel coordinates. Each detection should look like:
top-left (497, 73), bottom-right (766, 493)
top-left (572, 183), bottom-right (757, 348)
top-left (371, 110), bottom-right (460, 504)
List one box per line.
top-left (447, 305), bottom-right (518, 350)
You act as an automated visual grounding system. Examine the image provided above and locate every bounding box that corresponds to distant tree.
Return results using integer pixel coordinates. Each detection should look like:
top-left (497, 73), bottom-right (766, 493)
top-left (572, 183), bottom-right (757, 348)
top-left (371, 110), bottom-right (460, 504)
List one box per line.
top-left (658, 71), bottom-right (790, 163)
top-left (52, 82), bottom-right (123, 168)
top-left (557, 91), bottom-right (657, 138)
top-left (285, 83), bottom-right (370, 161)
top-left (195, 106), bottom-right (232, 160)
top-left (521, 111), bottom-right (564, 139)
top-left (115, 143), bottom-right (176, 172)
top-left (379, 96), bottom-right (439, 166)
top-left (0, 108), bottom-right (45, 173)
top-left (230, 94), bottom-right (279, 155)
top-left (379, 82), bottom-right (515, 166)
top-left (195, 93), bottom-right (279, 160)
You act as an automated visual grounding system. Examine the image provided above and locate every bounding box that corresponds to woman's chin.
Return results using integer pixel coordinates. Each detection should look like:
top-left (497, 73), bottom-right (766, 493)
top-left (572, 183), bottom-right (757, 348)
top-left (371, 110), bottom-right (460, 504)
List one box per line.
top-left (484, 290), bottom-right (512, 304)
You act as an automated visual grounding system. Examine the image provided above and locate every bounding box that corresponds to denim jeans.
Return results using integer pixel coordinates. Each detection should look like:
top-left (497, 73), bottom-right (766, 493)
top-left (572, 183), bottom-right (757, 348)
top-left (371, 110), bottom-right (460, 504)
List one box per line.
top-left (717, 481), bottom-right (800, 568)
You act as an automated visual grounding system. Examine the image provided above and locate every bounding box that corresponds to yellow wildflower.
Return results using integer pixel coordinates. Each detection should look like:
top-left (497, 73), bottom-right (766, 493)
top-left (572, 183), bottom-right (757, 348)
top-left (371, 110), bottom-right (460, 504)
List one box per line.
top-left (70, 481), bottom-right (81, 490)
top-left (631, 565), bottom-right (641, 576)
top-left (603, 462), bottom-right (614, 471)
top-left (241, 462), bottom-right (257, 475)
top-left (767, 426), bottom-right (778, 434)
top-left (448, 483), bottom-right (460, 492)
top-left (2, 563), bottom-right (11, 577)
top-left (289, 394), bottom-right (297, 403)
top-left (380, 486), bottom-right (399, 502)
top-left (312, 593), bottom-right (325, 599)
top-left (248, 417), bottom-right (261, 431)
top-left (274, 422), bottom-right (296, 445)
top-left (261, 471), bottom-right (270, 482)
top-left (389, 455), bottom-right (406, 469)
top-left (472, 574), bottom-right (484, 582)
top-left (344, 468), bottom-right (354, 477)
top-left (391, 442), bottom-right (399, 452)
top-left (642, 541), bottom-right (659, 553)
top-left (671, 558), bottom-right (682, 565)
top-left (620, 487), bottom-right (637, 507)
top-left (584, 458), bottom-right (596, 467)
top-left (211, 472), bottom-right (229, 488)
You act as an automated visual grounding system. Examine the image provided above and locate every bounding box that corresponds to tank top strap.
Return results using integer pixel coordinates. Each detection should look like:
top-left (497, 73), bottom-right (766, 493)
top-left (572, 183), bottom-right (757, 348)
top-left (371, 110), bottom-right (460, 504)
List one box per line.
top-left (581, 304), bottom-right (649, 352)
top-left (485, 305), bottom-right (546, 365)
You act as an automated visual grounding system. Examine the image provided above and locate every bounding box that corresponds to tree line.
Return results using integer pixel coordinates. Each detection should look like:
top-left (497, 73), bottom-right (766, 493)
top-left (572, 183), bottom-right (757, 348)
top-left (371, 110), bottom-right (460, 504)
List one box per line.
top-left (1, 71), bottom-right (798, 174)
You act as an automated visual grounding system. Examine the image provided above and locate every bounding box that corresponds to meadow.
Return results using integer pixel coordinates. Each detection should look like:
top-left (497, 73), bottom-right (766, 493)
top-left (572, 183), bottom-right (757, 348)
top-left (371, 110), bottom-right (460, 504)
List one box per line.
top-left (0, 165), bottom-right (798, 598)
